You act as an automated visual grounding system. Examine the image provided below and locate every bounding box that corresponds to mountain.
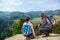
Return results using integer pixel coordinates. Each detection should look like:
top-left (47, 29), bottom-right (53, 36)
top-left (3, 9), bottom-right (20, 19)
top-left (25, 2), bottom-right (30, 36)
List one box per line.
top-left (26, 11), bottom-right (41, 18)
top-left (54, 10), bottom-right (60, 15)
top-left (9, 11), bottom-right (26, 20)
top-left (9, 10), bottom-right (60, 19)
top-left (0, 10), bottom-right (60, 20)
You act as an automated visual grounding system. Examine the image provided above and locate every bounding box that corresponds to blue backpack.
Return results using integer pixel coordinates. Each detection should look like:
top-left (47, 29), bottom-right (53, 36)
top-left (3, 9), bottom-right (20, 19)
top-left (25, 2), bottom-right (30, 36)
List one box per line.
top-left (22, 24), bottom-right (31, 35)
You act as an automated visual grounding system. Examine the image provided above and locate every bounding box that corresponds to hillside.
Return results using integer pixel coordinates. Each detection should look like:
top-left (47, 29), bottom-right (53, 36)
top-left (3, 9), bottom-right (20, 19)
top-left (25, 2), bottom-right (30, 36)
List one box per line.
top-left (54, 15), bottom-right (60, 23)
top-left (0, 10), bottom-right (60, 19)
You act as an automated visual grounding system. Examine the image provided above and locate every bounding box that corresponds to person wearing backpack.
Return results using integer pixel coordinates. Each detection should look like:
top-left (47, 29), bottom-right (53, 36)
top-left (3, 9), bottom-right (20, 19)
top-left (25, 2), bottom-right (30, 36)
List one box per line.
top-left (47, 15), bottom-right (57, 29)
top-left (22, 17), bottom-right (35, 39)
top-left (39, 13), bottom-right (53, 37)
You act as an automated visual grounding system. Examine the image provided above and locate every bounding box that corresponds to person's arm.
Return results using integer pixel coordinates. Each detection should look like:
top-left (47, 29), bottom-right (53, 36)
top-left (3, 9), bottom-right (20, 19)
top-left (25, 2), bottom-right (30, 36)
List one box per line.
top-left (30, 23), bottom-right (36, 37)
top-left (40, 18), bottom-right (47, 27)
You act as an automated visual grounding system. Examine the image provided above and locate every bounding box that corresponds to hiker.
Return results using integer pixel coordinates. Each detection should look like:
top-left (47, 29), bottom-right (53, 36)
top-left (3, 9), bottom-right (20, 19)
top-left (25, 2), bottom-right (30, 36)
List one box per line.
top-left (39, 13), bottom-right (52, 37)
top-left (22, 17), bottom-right (35, 39)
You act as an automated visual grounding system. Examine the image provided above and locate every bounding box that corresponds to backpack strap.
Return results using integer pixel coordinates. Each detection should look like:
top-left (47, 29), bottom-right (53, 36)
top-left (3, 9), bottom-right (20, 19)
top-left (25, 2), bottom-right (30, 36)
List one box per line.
top-left (46, 18), bottom-right (51, 25)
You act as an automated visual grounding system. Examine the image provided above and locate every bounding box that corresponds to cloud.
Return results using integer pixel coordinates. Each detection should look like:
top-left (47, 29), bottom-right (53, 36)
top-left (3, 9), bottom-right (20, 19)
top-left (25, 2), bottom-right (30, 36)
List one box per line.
top-left (29, 0), bottom-right (59, 11)
top-left (0, 0), bottom-right (23, 11)
top-left (0, 0), bottom-right (60, 12)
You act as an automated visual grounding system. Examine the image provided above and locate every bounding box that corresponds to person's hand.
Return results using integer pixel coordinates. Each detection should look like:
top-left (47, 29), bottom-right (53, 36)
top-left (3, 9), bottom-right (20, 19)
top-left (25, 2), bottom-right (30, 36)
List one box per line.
top-left (40, 24), bottom-right (42, 26)
top-left (31, 35), bottom-right (35, 39)
top-left (32, 33), bottom-right (36, 38)
top-left (38, 24), bottom-right (42, 27)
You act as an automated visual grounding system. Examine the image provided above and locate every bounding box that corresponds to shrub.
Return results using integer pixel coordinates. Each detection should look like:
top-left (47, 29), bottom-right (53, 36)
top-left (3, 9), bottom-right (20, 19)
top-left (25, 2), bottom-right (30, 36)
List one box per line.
top-left (34, 26), bottom-right (42, 36)
top-left (52, 21), bottom-right (60, 34)
top-left (12, 18), bottom-right (24, 35)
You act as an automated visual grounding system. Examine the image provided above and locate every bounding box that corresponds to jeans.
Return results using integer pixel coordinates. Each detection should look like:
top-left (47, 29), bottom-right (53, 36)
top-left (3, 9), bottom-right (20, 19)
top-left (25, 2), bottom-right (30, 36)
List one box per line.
top-left (40, 26), bottom-right (52, 36)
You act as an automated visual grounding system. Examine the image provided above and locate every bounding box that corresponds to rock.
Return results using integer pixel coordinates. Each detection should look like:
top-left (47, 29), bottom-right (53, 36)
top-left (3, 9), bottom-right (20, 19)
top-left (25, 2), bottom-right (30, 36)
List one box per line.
top-left (5, 34), bottom-right (60, 40)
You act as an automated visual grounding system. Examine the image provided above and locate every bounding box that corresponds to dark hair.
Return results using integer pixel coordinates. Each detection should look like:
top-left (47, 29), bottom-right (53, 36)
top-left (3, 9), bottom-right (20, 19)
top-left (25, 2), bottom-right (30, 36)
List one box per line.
top-left (41, 13), bottom-right (44, 15)
top-left (25, 17), bottom-right (30, 22)
top-left (40, 13), bottom-right (45, 17)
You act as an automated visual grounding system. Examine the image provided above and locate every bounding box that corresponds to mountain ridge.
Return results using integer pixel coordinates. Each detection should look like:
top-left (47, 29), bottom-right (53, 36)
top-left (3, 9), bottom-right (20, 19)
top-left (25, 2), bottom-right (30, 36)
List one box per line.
top-left (0, 10), bottom-right (60, 19)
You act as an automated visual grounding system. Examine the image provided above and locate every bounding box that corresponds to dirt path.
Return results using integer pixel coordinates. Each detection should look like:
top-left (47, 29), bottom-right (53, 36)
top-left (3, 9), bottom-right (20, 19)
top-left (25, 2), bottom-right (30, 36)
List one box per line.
top-left (5, 34), bottom-right (60, 40)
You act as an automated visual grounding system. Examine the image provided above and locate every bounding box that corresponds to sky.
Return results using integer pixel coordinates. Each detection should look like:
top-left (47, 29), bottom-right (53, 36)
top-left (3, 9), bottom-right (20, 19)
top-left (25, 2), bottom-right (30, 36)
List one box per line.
top-left (0, 0), bottom-right (60, 12)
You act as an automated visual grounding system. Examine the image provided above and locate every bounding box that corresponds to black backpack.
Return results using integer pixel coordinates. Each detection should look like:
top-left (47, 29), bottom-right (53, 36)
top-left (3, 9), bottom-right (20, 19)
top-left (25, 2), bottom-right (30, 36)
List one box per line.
top-left (47, 15), bottom-right (57, 28)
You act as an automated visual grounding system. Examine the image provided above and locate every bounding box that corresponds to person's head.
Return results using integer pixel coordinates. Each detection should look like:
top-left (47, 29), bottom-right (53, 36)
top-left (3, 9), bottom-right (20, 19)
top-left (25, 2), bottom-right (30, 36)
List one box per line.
top-left (39, 13), bottom-right (46, 19)
top-left (40, 13), bottom-right (45, 17)
top-left (25, 17), bottom-right (30, 23)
